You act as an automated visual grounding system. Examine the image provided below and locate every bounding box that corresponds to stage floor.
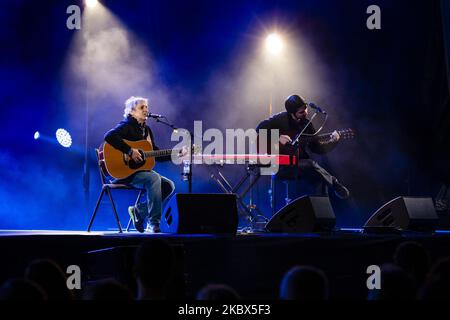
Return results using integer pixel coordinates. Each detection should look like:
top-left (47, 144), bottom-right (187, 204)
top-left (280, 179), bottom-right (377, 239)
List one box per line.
top-left (1, 229), bottom-right (450, 299)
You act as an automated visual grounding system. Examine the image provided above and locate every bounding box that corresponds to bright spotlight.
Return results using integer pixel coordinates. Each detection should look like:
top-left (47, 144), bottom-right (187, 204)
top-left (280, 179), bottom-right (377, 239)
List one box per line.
top-left (34, 131), bottom-right (40, 140)
top-left (55, 129), bottom-right (72, 148)
top-left (265, 33), bottom-right (283, 55)
top-left (85, 0), bottom-right (98, 8)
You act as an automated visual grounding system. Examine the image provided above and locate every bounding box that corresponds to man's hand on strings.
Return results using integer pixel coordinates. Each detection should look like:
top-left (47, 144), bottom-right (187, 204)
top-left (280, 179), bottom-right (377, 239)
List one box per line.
top-left (179, 146), bottom-right (189, 157)
top-left (130, 148), bottom-right (143, 162)
top-left (279, 135), bottom-right (292, 145)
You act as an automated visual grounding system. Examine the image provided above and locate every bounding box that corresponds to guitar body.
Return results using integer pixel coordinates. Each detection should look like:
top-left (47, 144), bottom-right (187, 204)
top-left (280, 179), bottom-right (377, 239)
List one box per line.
top-left (101, 139), bottom-right (156, 180)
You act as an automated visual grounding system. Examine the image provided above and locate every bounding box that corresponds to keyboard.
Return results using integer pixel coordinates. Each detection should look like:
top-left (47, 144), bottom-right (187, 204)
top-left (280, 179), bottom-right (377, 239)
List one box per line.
top-left (189, 154), bottom-right (298, 166)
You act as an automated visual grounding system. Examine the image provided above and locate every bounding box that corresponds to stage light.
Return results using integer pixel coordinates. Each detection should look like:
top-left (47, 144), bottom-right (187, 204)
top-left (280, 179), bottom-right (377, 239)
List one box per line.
top-left (55, 129), bottom-right (72, 148)
top-left (265, 33), bottom-right (283, 55)
top-left (85, 0), bottom-right (98, 8)
top-left (34, 131), bottom-right (40, 140)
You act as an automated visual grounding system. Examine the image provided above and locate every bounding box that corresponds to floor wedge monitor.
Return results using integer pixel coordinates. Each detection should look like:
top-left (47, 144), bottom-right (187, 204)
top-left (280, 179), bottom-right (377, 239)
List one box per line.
top-left (265, 196), bottom-right (336, 233)
top-left (363, 196), bottom-right (438, 231)
top-left (160, 193), bottom-right (238, 234)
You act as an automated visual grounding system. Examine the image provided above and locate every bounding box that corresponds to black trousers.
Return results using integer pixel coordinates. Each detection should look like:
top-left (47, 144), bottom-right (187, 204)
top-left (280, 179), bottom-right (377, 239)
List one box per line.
top-left (270, 159), bottom-right (334, 213)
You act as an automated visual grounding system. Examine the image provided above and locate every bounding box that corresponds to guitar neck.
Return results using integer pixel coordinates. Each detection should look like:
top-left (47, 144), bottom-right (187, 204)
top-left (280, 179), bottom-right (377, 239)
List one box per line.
top-left (302, 130), bottom-right (349, 143)
top-left (301, 133), bottom-right (332, 143)
top-left (143, 148), bottom-right (179, 158)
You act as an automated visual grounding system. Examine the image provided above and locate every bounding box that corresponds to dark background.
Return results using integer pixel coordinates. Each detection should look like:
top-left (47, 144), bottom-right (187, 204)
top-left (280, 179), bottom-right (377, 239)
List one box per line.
top-left (0, 0), bottom-right (449, 230)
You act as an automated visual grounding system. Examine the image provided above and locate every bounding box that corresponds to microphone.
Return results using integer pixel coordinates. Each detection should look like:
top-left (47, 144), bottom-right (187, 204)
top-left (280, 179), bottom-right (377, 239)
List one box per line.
top-left (308, 102), bottom-right (327, 114)
top-left (146, 113), bottom-right (164, 118)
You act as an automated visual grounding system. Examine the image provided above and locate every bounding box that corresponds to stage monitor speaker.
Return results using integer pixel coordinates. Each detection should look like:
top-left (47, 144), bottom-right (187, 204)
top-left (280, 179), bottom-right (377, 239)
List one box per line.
top-left (265, 196), bottom-right (336, 233)
top-left (363, 197), bottom-right (438, 231)
top-left (160, 193), bottom-right (238, 234)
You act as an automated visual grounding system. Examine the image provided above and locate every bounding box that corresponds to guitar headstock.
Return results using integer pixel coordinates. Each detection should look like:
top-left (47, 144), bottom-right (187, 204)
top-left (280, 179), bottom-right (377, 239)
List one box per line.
top-left (337, 128), bottom-right (356, 140)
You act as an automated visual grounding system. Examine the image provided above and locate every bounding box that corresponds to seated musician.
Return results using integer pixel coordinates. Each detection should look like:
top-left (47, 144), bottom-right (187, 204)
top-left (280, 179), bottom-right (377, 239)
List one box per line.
top-left (256, 94), bottom-right (350, 210)
top-left (104, 96), bottom-right (186, 233)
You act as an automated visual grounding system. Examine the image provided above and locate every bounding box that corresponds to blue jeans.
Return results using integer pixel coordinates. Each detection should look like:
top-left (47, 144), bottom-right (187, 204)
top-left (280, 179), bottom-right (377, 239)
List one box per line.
top-left (128, 171), bottom-right (175, 226)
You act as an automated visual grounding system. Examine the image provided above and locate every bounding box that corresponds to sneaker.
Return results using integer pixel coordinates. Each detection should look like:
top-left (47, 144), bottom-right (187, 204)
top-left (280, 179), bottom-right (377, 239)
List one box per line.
top-left (128, 206), bottom-right (145, 233)
top-left (147, 223), bottom-right (161, 233)
top-left (436, 200), bottom-right (449, 212)
top-left (332, 177), bottom-right (350, 199)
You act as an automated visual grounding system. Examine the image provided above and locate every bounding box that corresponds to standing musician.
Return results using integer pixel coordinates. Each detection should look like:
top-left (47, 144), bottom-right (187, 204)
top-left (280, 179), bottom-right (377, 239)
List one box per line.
top-left (256, 94), bottom-right (350, 210)
top-left (104, 96), bottom-right (186, 233)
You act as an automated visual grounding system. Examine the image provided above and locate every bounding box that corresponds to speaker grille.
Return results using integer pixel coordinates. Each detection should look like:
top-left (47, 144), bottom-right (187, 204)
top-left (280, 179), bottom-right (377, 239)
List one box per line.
top-left (364, 197), bottom-right (438, 231)
top-left (265, 196), bottom-right (335, 233)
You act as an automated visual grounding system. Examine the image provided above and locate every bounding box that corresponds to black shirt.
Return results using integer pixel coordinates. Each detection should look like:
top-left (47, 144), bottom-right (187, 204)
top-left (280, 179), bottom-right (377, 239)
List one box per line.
top-left (104, 115), bottom-right (170, 162)
top-left (256, 111), bottom-right (337, 159)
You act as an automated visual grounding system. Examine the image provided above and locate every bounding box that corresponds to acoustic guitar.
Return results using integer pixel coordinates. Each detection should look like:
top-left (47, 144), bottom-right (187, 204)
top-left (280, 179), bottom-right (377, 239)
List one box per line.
top-left (291, 128), bottom-right (356, 144)
top-left (100, 139), bottom-right (192, 180)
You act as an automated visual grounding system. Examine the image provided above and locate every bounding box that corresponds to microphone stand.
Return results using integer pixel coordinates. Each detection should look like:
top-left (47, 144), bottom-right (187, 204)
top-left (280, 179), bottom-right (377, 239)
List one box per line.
top-left (151, 116), bottom-right (178, 131)
top-left (290, 112), bottom-right (318, 149)
top-left (149, 116), bottom-right (193, 193)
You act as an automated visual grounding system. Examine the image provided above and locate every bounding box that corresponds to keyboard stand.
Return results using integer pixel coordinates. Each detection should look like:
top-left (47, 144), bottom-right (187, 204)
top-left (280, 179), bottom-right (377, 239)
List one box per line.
top-left (207, 164), bottom-right (268, 233)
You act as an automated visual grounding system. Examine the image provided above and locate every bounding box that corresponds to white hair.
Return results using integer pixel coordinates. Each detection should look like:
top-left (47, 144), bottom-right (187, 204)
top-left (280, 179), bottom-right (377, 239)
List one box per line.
top-left (123, 96), bottom-right (148, 118)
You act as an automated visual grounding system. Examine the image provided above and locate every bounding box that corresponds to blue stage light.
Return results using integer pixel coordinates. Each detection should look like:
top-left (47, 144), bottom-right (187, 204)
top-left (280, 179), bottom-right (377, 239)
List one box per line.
top-left (55, 129), bottom-right (72, 148)
top-left (34, 131), bottom-right (40, 140)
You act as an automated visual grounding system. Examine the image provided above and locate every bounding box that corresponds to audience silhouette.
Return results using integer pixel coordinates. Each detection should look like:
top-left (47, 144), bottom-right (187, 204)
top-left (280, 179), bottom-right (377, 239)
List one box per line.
top-left (83, 278), bottom-right (133, 300)
top-left (196, 283), bottom-right (240, 300)
top-left (0, 278), bottom-right (47, 300)
top-left (279, 265), bottom-right (329, 300)
top-left (25, 258), bottom-right (74, 300)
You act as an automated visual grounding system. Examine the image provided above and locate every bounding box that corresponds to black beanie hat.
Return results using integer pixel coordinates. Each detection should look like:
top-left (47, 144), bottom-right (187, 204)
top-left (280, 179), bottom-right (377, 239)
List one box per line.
top-left (285, 94), bottom-right (307, 114)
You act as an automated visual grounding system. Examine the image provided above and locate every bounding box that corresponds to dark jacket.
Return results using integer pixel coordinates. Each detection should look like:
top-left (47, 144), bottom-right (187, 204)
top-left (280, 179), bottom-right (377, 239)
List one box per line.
top-left (104, 115), bottom-right (171, 183)
top-left (256, 111), bottom-right (338, 159)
